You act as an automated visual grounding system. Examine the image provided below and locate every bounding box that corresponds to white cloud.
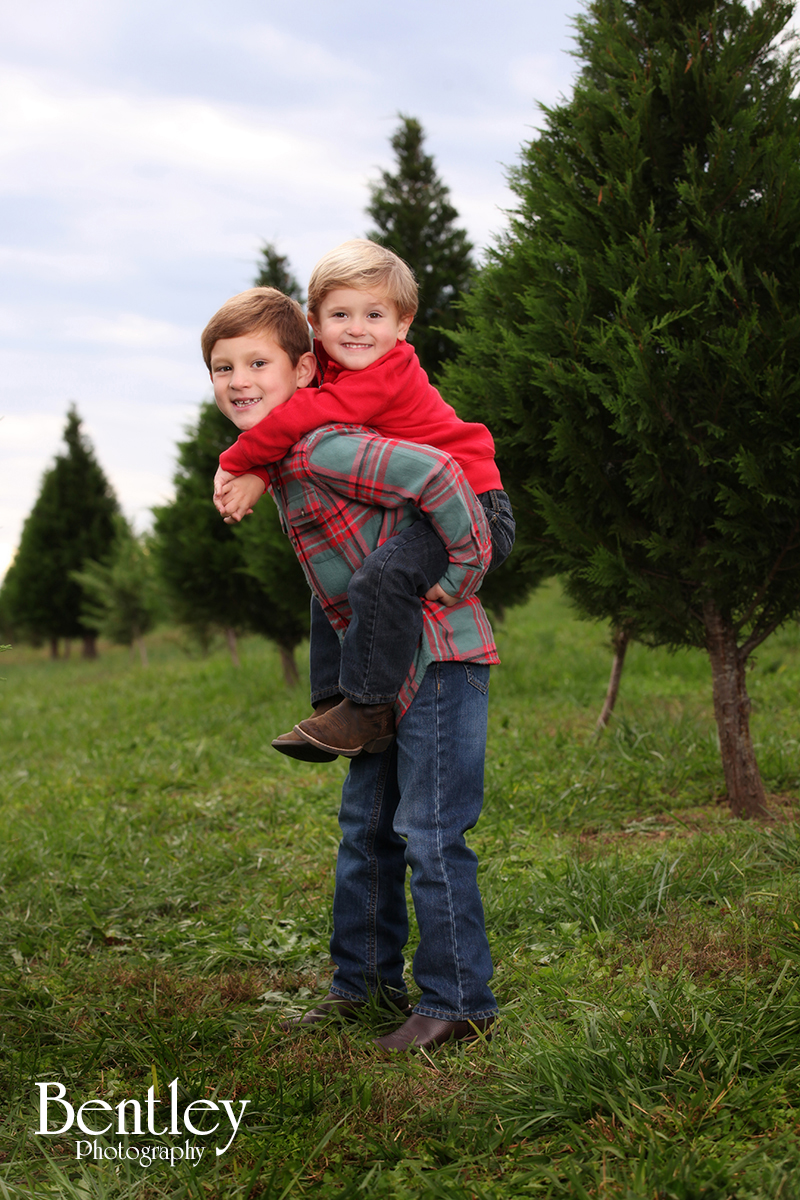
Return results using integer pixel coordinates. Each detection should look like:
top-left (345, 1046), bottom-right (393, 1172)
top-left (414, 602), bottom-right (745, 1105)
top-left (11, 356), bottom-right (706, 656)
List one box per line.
top-left (0, 67), bottom-right (371, 200)
top-left (1, 0), bottom-right (113, 61)
top-left (509, 53), bottom-right (575, 108)
top-left (58, 312), bottom-right (193, 350)
top-left (0, 247), bottom-right (117, 284)
top-left (1, 413), bottom-right (63, 452)
top-left (219, 22), bottom-right (375, 88)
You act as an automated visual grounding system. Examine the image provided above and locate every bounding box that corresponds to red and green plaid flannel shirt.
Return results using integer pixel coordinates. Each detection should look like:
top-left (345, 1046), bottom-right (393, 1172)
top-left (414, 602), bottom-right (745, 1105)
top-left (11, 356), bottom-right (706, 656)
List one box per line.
top-left (265, 424), bottom-right (499, 716)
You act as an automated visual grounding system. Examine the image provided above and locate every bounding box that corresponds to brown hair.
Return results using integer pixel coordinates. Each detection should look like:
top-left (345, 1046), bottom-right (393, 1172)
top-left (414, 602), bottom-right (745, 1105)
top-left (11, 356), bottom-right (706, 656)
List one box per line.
top-left (201, 287), bottom-right (311, 369)
top-left (307, 240), bottom-right (418, 319)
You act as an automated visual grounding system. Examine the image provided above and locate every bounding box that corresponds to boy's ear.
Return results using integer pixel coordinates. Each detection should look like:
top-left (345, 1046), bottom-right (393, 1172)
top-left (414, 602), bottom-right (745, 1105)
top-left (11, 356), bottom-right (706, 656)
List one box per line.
top-left (396, 312), bottom-right (413, 342)
top-left (296, 351), bottom-right (318, 388)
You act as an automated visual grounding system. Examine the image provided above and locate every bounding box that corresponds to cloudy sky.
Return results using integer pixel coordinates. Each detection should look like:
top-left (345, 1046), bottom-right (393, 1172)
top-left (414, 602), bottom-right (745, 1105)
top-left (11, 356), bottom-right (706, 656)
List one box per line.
top-left (1, 0), bottom-right (583, 580)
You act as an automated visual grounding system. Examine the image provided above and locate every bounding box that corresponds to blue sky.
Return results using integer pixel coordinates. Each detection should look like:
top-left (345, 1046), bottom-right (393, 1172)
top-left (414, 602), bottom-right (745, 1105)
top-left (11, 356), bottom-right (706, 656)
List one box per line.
top-left (0, 0), bottom-right (583, 579)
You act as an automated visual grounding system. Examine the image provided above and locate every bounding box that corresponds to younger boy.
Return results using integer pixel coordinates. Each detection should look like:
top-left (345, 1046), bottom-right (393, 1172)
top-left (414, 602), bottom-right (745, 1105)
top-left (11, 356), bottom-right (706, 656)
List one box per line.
top-left (202, 286), bottom-right (499, 1049)
top-left (211, 240), bottom-right (514, 759)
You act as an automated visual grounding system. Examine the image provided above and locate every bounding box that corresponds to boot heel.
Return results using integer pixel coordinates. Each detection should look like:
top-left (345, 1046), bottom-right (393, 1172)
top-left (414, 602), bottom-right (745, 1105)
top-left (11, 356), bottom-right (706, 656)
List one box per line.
top-left (363, 734), bottom-right (395, 754)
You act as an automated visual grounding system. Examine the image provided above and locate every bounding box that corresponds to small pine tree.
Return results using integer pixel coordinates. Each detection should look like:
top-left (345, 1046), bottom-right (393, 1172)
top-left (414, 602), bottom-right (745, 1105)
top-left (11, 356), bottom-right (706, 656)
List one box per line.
top-left (234, 504), bottom-right (313, 689)
top-left (152, 402), bottom-right (310, 682)
top-left (254, 243), bottom-right (305, 304)
top-left (71, 517), bottom-right (161, 665)
top-left (1, 406), bottom-right (120, 658)
top-left (0, 573), bottom-right (17, 645)
top-left (443, 0), bottom-right (800, 817)
top-left (367, 115), bottom-right (474, 380)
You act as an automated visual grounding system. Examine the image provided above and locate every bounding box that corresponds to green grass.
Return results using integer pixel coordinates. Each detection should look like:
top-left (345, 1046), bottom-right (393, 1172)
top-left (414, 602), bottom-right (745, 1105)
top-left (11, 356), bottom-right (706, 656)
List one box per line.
top-left (1, 582), bottom-right (799, 1198)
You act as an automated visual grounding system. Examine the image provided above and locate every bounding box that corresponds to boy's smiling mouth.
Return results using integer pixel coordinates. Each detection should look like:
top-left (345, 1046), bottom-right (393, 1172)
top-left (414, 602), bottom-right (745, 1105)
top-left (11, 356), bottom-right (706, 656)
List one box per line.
top-left (232, 397), bottom-right (261, 408)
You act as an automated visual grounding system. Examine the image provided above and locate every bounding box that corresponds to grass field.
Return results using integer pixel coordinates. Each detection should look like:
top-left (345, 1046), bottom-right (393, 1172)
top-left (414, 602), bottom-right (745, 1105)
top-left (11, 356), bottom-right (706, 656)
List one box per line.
top-left (1, 581), bottom-right (799, 1199)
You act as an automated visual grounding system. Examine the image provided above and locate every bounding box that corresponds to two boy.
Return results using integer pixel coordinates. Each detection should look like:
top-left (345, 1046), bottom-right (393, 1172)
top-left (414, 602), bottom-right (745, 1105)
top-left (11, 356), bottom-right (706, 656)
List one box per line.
top-left (211, 240), bottom-right (514, 761)
top-left (202, 244), bottom-right (508, 1049)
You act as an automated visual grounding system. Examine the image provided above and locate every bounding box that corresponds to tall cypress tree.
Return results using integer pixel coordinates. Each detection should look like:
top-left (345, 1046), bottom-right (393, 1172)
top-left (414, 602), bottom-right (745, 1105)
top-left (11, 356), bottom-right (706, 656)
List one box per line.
top-left (367, 115), bottom-right (474, 380)
top-left (443, 0), bottom-right (800, 817)
top-left (1, 406), bottom-right (119, 657)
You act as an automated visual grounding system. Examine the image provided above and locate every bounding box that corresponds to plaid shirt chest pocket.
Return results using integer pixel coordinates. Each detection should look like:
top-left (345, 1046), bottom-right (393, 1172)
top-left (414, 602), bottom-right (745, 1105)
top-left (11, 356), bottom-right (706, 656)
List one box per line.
top-left (279, 483), bottom-right (358, 602)
top-left (282, 479), bottom-right (325, 527)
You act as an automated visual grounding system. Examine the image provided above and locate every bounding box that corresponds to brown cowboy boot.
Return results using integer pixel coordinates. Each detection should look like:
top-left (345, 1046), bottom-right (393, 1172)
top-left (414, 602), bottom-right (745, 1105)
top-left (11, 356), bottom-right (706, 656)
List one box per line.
top-left (293, 698), bottom-right (395, 758)
top-left (373, 1013), bottom-right (495, 1053)
top-left (271, 696), bottom-right (342, 762)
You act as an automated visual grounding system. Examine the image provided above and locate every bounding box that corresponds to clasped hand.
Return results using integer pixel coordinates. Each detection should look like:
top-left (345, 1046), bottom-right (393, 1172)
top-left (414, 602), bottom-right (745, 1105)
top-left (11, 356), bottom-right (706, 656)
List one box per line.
top-left (213, 468), bottom-right (266, 524)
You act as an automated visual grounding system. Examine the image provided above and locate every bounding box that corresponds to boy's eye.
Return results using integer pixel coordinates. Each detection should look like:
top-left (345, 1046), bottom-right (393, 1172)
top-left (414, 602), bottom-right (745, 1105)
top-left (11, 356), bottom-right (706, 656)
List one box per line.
top-left (367, 311), bottom-right (384, 320)
top-left (213, 364), bottom-right (231, 373)
top-left (252, 359), bottom-right (267, 367)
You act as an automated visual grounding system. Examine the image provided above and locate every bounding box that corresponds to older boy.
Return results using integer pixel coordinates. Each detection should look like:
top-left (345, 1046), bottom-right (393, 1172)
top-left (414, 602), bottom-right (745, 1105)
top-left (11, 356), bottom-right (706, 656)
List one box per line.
top-left (203, 286), bottom-right (498, 1050)
top-left (211, 241), bottom-right (514, 761)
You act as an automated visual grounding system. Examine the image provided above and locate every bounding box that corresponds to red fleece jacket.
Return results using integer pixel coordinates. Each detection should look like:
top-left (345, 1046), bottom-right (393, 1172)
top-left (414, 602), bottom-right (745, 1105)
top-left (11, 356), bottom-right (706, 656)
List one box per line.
top-left (218, 340), bottom-right (503, 495)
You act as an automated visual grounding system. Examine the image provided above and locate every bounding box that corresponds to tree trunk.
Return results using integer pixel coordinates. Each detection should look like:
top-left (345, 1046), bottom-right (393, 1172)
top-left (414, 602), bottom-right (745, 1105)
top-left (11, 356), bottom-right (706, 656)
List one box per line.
top-left (135, 636), bottom-right (149, 667)
top-left (49, 637), bottom-right (59, 660)
top-left (703, 598), bottom-right (768, 819)
top-left (595, 624), bottom-right (631, 732)
top-left (81, 635), bottom-right (98, 659)
top-left (279, 644), bottom-right (300, 689)
top-left (224, 626), bottom-right (240, 668)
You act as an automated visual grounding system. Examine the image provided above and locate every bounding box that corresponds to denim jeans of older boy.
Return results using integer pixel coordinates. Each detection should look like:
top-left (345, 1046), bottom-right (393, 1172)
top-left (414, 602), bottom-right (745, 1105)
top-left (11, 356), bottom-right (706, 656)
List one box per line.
top-left (309, 489), bottom-right (515, 707)
top-left (328, 659), bottom-right (496, 1020)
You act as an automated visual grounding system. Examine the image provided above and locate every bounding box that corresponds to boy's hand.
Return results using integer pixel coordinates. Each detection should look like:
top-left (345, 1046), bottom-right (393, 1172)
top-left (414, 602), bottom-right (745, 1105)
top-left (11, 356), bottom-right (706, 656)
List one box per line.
top-left (425, 583), bottom-right (458, 608)
top-left (217, 474), bottom-right (266, 524)
top-left (213, 467), bottom-right (236, 514)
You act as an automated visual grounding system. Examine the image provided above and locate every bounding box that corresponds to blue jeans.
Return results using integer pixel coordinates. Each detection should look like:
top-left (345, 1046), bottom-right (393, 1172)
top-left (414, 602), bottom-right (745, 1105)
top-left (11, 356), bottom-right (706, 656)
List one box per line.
top-left (328, 660), bottom-right (496, 1019)
top-left (309, 489), bottom-right (515, 706)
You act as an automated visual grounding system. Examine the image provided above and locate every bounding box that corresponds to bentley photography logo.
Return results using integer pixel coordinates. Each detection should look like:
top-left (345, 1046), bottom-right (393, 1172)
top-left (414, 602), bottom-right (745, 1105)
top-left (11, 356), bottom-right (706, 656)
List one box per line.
top-left (34, 1078), bottom-right (249, 1168)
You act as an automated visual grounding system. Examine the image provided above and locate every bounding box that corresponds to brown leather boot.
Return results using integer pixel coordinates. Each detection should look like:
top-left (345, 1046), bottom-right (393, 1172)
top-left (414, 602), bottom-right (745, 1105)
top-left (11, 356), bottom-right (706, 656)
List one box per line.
top-left (373, 1013), bottom-right (495, 1053)
top-left (294, 698), bottom-right (395, 758)
top-left (271, 696), bottom-right (342, 762)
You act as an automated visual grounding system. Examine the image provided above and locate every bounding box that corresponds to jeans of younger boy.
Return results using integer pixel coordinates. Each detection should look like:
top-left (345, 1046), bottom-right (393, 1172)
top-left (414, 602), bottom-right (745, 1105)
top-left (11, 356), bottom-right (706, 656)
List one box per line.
top-left (309, 489), bottom-right (515, 707)
top-left (328, 660), bottom-right (496, 1019)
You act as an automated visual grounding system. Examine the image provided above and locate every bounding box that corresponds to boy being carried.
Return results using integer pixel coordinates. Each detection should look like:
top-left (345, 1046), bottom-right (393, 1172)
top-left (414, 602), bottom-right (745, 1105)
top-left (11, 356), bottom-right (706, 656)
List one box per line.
top-left (211, 240), bottom-right (514, 759)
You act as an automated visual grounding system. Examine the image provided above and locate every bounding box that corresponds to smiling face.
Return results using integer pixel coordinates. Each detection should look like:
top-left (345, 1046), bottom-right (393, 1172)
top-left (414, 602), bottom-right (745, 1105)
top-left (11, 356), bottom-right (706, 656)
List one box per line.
top-left (210, 332), bottom-right (317, 431)
top-left (309, 287), bottom-right (413, 372)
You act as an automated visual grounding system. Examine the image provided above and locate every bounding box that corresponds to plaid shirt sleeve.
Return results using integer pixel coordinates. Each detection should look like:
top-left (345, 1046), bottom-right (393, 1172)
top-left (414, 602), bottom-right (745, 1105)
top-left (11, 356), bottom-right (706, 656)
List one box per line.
top-left (299, 425), bottom-right (492, 600)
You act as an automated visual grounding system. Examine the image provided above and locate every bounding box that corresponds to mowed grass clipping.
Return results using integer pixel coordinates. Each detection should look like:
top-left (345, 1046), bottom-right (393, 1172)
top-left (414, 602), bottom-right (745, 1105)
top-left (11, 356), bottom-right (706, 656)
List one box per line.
top-left (1, 582), bottom-right (799, 1199)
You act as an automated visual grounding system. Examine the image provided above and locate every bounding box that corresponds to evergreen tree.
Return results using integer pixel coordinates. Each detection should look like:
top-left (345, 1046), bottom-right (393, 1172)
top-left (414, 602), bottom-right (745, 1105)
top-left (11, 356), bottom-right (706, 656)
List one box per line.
top-left (71, 516), bottom-right (161, 666)
top-left (0, 565), bottom-right (19, 645)
top-left (0, 584), bottom-right (13, 646)
top-left (254, 243), bottom-right (305, 304)
top-left (234, 502), bottom-right (312, 688)
top-left (0, 406), bottom-right (119, 658)
top-left (152, 402), bottom-right (310, 682)
top-left (443, 0), bottom-right (800, 817)
top-left (367, 115), bottom-right (474, 380)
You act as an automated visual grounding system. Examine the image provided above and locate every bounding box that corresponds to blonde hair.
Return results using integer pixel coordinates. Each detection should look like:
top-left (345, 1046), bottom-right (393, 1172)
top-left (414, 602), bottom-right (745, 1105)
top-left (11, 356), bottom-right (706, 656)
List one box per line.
top-left (201, 287), bottom-right (311, 369)
top-left (307, 240), bottom-right (418, 319)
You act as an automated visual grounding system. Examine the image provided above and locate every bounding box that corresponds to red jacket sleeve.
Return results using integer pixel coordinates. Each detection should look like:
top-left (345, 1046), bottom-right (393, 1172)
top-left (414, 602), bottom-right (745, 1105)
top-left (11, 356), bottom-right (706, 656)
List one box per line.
top-left (218, 351), bottom-right (407, 476)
